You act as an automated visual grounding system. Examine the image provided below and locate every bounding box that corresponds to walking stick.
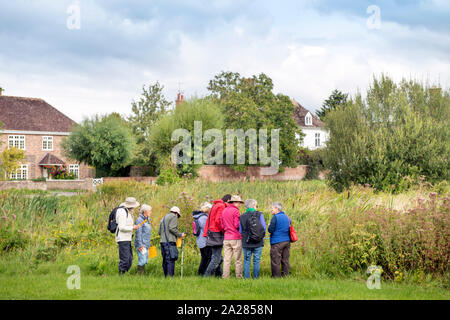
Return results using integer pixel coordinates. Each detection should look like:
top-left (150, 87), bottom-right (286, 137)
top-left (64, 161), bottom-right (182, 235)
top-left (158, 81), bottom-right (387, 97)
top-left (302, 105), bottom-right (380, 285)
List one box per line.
top-left (181, 238), bottom-right (184, 279)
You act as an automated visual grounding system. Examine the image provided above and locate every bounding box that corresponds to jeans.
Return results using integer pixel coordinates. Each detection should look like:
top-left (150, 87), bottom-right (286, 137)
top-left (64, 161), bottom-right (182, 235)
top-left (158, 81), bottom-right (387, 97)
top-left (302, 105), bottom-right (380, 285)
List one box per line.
top-left (161, 242), bottom-right (177, 277)
top-left (118, 241), bottom-right (133, 274)
top-left (136, 247), bottom-right (149, 266)
top-left (204, 245), bottom-right (223, 277)
top-left (243, 246), bottom-right (263, 279)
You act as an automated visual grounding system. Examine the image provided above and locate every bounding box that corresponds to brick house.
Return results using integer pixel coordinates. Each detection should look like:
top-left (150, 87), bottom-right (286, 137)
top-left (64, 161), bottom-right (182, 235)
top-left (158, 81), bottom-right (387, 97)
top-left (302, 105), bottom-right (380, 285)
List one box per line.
top-left (0, 94), bottom-right (90, 180)
top-left (292, 98), bottom-right (329, 150)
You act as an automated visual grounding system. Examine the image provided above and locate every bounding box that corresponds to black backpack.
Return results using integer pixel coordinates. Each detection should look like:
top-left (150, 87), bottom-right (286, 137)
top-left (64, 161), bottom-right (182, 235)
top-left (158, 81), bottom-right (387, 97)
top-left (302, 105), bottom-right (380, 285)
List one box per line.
top-left (107, 206), bottom-right (127, 234)
top-left (246, 211), bottom-right (265, 243)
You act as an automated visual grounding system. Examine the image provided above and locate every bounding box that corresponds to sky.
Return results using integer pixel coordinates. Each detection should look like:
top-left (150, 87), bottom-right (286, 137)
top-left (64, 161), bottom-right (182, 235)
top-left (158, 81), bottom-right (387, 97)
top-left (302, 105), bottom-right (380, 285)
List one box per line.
top-left (0, 0), bottom-right (449, 122)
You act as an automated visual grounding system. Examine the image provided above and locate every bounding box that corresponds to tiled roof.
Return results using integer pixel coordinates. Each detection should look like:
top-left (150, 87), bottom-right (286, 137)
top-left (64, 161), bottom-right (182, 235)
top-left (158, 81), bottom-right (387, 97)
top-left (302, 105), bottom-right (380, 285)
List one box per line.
top-left (38, 153), bottom-right (66, 166)
top-left (0, 96), bottom-right (76, 132)
top-left (292, 98), bottom-right (325, 128)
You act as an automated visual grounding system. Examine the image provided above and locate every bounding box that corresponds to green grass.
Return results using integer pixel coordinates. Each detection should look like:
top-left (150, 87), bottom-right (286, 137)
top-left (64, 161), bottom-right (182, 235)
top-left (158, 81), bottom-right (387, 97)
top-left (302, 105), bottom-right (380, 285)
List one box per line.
top-left (1, 274), bottom-right (449, 300)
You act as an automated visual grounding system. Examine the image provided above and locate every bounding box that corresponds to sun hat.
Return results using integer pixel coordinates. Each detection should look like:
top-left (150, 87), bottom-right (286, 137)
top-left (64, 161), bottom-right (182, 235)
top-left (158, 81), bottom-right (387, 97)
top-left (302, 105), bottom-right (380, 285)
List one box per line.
top-left (124, 197), bottom-right (140, 209)
top-left (230, 195), bottom-right (244, 203)
top-left (170, 206), bottom-right (181, 216)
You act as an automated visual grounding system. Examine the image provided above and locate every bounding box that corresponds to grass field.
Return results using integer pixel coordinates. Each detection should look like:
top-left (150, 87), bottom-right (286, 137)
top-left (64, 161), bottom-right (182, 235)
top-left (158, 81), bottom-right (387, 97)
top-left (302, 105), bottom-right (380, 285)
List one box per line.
top-left (1, 274), bottom-right (449, 300)
top-left (0, 179), bottom-right (448, 300)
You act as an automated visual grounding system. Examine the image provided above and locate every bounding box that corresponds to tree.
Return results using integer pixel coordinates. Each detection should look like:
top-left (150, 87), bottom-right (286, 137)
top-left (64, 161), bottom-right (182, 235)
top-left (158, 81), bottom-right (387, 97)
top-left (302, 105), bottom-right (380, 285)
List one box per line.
top-left (128, 82), bottom-right (171, 169)
top-left (0, 147), bottom-right (26, 180)
top-left (324, 75), bottom-right (450, 193)
top-left (316, 89), bottom-right (348, 120)
top-left (208, 71), bottom-right (303, 170)
top-left (62, 114), bottom-right (135, 177)
top-left (149, 97), bottom-right (224, 176)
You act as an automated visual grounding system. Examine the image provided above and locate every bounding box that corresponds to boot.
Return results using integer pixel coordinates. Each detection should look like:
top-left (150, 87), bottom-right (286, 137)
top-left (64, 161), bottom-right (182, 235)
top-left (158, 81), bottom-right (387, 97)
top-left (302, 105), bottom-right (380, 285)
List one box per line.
top-left (137, 265), bottom-right (145, 275)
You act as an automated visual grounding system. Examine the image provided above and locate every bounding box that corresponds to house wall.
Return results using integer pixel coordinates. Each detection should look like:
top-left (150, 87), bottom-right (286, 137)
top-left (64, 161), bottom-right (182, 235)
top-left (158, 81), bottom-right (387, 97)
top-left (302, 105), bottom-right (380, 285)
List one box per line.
top-left (297, 127), bottom-right (329, 150)
top-left (0, 133), bottom-right (90, 179)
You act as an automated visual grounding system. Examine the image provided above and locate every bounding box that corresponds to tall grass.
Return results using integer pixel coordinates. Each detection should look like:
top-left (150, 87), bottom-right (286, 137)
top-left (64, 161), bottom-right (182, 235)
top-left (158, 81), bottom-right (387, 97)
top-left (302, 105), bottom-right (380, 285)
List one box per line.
top-left (0, 180), bottom-right (448, 287)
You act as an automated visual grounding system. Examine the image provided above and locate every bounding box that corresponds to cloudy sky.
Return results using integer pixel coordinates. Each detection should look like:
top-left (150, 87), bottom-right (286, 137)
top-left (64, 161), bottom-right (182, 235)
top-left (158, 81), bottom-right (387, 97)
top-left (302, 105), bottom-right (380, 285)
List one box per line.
top-left (0, 0), bottom-right (449, 122)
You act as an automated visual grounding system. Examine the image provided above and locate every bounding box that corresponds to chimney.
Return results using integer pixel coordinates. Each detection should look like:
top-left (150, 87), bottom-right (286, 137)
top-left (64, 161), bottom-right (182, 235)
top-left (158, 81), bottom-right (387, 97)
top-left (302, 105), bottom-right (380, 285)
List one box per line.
top-left (176, 91), bottom-right (184, 107)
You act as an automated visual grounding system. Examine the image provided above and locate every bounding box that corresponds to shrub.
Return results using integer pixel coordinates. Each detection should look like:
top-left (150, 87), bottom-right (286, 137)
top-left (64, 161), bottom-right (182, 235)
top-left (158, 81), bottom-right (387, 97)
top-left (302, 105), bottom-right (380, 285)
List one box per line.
top-left (324, 75), bottom-right (449, 193)
top-left (156, 158), bottom-right (180, 186)
top-left (297, 148), bottom-right (326, 180)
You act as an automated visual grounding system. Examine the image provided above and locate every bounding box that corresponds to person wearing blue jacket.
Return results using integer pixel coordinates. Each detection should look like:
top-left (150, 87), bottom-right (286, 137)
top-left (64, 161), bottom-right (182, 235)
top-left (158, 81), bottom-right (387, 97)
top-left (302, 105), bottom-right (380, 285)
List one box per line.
top-left (193, 202), bottom-right (212, 276)
top-left (268, 202), bottom-right (291, 277)
top-left (134, 204), bottom-right (152, 275)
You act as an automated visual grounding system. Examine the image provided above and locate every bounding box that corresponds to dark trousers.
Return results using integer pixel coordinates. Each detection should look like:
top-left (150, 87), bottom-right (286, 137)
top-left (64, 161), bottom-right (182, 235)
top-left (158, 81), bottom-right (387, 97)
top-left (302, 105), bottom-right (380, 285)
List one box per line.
top-left (204, 245), bottom-right (223, 277)
top-left (270, 241), bottom-right (291, 277)
top-left (118, 241), bottom-right (133, 274)
top-left (198, 247), bottom-right (211, 276)
top-left (161, 242), bottom-right (176, 277)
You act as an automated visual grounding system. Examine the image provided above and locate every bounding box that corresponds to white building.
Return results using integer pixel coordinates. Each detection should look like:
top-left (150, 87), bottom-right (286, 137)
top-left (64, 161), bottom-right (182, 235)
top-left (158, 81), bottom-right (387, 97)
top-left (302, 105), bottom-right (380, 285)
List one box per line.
top-left (292, 98), bottom-right (329, 150)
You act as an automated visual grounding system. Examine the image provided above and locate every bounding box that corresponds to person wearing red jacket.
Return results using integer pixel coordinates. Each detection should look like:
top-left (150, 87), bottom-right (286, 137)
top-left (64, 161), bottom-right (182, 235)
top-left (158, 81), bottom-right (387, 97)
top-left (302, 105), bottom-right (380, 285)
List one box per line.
top-left (203, 194), bottom-right (231, 277)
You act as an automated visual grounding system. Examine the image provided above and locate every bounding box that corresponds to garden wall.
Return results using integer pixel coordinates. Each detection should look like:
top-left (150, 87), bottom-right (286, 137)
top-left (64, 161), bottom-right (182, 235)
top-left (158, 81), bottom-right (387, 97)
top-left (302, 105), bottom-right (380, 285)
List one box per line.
top-left (197, 165), bottom-right (308, 182)
top-left (102, 177), bottom-right (157, 184)
top-left (0, 179), bottom-right (95, 191)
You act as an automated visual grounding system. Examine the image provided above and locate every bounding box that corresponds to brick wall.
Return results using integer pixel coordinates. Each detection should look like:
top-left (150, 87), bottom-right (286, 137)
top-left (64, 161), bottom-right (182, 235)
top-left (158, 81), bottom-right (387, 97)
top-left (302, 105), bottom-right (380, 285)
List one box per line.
top-left (0, 133), bottom-right (90, 179)
top-left (197, 165), bottom-right (308, 182)
top-left (0, 179), bottom-right (95, 191)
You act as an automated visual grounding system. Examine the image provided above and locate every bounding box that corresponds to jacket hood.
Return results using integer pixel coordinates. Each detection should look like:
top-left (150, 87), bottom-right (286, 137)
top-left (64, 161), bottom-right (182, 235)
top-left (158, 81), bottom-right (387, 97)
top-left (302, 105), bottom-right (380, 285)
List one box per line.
top-left (192, 210), bottom-right (206, 218)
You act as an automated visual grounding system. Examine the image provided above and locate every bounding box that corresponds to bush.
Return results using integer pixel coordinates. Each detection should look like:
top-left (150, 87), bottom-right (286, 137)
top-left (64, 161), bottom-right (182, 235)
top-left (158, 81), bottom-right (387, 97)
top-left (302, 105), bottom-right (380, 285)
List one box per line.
top-left (324, 75), bottom-right (450, 193)
top-left (297, 148), bottom-right (326, 180)
top-left (156, 159), bottom-right (180, 186)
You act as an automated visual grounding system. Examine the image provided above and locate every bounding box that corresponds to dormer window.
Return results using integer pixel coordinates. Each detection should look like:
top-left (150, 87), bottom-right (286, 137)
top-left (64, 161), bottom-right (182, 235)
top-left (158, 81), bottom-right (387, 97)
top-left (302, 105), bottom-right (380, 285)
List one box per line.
top-left (305, 112), bottom-right (312, 126)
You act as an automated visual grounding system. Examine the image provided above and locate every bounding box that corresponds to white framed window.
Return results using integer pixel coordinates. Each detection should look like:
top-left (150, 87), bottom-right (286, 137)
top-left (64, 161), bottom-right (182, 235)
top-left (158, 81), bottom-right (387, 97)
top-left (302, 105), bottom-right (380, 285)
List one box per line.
top-left (315, 132), bottom-right (321, 147)
top-left (42, 136), bottom-right (53, 151)
top-left (69, 164), bottom-right (80, 179)
top-left (305, 113), bottom-right (312, 126)
top-left (10, 165), bottom-right (28, 180)
top-left (8, 135), bottom-right (25, 150)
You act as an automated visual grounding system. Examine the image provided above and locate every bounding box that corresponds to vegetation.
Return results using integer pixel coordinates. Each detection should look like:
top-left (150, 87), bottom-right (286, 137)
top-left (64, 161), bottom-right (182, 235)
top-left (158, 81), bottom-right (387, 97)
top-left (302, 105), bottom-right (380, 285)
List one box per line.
top-left (0, 147), bottom-right (26, 180)
top-left (208, 71), bottom-right (303, 170)
top-left (128, 82), bottom-right (171, 174)
top-left (0, 180), bottom-right (448, 300)
top-left (62, 114), bottom-right (136, 177)
top-left (324, 75), bottom-right (450, 193)
top-left (316, 89), bottom-right (348, 120)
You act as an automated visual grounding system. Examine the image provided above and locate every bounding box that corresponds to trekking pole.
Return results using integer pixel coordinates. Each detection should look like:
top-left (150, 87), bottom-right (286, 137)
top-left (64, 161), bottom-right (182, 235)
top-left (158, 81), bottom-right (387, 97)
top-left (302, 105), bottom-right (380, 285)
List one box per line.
top-left (180, 238), bottom-right (184, 279)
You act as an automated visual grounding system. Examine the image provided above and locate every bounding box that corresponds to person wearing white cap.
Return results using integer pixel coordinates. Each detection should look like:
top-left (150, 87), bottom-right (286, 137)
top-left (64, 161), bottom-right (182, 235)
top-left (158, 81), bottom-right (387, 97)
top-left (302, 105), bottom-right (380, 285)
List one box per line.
top-left (158, 206), bottom-right (186, 277)
top-left (116, 197), bottom-right (140, 275)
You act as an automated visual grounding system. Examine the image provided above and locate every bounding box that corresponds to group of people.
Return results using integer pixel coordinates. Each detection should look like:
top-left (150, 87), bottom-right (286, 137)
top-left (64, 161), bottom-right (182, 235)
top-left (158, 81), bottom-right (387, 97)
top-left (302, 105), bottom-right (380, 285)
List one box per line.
top-left (114, 194), bottom-right (292, 279)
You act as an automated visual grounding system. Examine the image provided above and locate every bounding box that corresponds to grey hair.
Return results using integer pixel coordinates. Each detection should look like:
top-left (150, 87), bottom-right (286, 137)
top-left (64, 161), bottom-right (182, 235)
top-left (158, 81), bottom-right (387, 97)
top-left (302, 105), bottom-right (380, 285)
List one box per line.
top-left (140, 204), bottom-right (152, 214)
top-left (272, 202), bottom-right (283, 212)
top-left (245, 199), bottom-right (257, 209)
top-left (200, 202), bottom-right (212, 212)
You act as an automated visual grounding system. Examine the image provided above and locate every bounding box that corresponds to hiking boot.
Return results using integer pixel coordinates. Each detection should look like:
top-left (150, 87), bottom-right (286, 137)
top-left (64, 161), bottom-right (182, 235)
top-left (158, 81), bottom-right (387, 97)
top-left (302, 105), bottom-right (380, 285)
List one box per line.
top-left (137, 265), bottom-right (145, 275)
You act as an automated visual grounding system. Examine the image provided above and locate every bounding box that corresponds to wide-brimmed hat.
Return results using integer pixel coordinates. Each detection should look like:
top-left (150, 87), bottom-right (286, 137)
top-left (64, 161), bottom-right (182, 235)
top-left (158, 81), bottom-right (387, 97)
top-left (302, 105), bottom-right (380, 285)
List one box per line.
top-left (230, 195), bottom-right (244, 203)
top-left (123, 197), bottom-right (140, 209)
top-left (170, 206), bottom-right (181, 216)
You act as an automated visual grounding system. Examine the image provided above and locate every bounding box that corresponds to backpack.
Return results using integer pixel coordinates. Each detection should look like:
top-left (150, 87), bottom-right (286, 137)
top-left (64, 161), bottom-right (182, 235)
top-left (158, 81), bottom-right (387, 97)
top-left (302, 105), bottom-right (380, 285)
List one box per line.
top-left (246, 211), bottom-right (265, 243)
top-left (192, 213), bottom-right (207, 236)
top-left (107, 206), bottom-right (127, 234)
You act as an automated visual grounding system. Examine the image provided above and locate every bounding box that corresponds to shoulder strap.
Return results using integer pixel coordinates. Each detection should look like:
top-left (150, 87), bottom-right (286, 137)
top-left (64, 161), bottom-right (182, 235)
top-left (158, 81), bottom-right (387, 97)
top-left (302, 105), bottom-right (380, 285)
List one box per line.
top-left (162, 216), bottom-right (169, 242)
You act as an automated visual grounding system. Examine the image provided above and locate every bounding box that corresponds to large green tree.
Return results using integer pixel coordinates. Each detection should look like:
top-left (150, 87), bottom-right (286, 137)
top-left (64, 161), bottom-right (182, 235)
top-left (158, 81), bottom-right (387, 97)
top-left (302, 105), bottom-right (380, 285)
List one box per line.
top-left (208, 71), bottom-right (303, 170)
top-left (316, 89), bottom-right (348, 120)
top-left (324, 75), bottom-right (450, 193)
top-left (62, 114), bottom-right (135, 177)
top-left (128, 82), bottom-right (171, 169)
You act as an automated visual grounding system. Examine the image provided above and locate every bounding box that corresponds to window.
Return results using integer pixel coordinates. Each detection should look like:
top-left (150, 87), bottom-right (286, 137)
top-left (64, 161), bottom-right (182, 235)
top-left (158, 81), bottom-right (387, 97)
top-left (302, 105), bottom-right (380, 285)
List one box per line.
top-left (305, 113), bottom-right (312, 126)
top-left (8, 135), bottom-right (25, 150)
top-left (315, 132), bottom-right (321, 147)
top-left (10, 165), bottom-right (28, 180)
top-left (42, 136), bottom-right (53, 151)
top-left (69, 164), bottom-right (80, 179)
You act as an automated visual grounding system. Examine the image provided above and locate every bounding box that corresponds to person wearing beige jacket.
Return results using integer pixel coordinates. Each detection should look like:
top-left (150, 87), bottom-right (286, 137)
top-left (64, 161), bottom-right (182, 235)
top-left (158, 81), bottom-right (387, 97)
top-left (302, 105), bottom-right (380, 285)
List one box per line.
top-left (116, 197), bottom-right (140, 275)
